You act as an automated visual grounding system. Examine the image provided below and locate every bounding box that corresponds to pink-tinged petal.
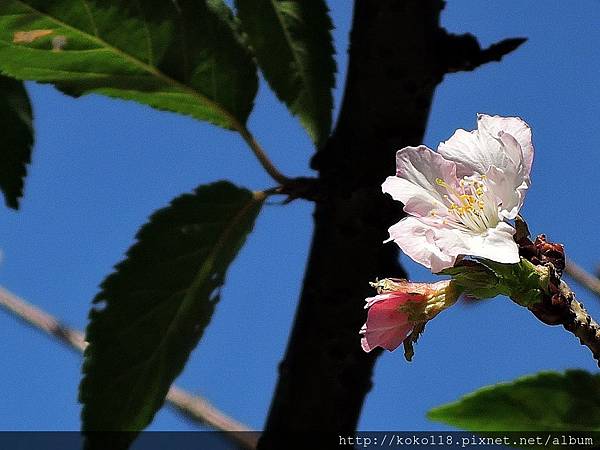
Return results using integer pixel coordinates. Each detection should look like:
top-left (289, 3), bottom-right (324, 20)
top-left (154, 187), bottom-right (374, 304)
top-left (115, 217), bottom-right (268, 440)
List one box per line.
top-left (360, 280), bottom-right (453, 352)
top-left (360, 293), bottom-right (418, 352)
top-left (435, 221), bottom-right (519, 265)
top-left (382, 115), bottom-right (534, 272)
top-left (383, 146), bottom-right (459, 218)
top-left (477, 116), bottom-right (524, 175)
top-left (486, 165), bottom-right (529, 220)
top-left (438, 115), bottom-right (533, 183)
top-left (437, 115), bottom-right (532, 221)
top-left (472, 221), bottom-right (520, 263)
top-left (437, 128), bottom-right (483, 177)
top-left (361, 322), bottom-right (412, 352)
top-left (369, 279), bottom-right (450, 297)
top-left (364, 292), bottom-right (396, 308)
top-left (382, 176), bottom-right (446, 218)
top-left (478, 114), bottom-right (534, 178)
top-left (388, 216), bottom-right (519, 271)
top-left (482, 127), bottom-right (530, 219)
top-left (360, 280), bottom-right (457, 353)
top-left (387, 216), bottom-right (456, 272)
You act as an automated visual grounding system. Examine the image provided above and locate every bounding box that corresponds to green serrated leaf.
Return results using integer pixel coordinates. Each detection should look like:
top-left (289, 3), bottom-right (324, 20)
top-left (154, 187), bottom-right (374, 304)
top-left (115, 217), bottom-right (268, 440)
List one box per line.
top-left (0, 75), bottom-right (33, 209)
top-left (428, 370), bottom-right (600, 431)
top-left (236, 0), bottom-right (335, 146)
top-left (0, 0), bottom-right (257, 129)
top-left (79, 182), bottom-right (264, 448)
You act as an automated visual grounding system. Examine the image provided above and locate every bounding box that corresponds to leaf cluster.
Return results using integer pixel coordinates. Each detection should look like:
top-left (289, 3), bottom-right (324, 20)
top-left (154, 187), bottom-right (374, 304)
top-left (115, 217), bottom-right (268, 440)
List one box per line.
top-left (0, 0), bottom-right (336, 445)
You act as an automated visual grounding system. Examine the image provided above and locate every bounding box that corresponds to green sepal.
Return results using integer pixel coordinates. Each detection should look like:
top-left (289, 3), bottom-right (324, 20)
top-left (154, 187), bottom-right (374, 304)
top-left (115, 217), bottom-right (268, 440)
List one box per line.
top-left (476, 258), bottom-right (546, 307)
top-left (442, 258), bottom-right (548, 306)
top-left (441, 263), bottom-right (507, 300)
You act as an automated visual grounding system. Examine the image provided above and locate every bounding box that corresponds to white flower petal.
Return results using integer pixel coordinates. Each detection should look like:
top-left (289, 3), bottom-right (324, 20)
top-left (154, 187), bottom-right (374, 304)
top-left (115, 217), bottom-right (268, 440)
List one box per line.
top-left (486, 165), bottom-right (529, 220)
top-left (437, 129), bottom-right (485, 177)
top-left (387, 216), bottom-right (519, 272)
top-left (477, 117), bottom-right (523, 174)
top-left (438, 114), bottom-right (533, 182)
top-left (383, 146), bottom-right (459, 218)
top-left (383, 115), bottom-right (532, 272)
top-left (478, 114), bottom-right (534, 178)
top-left (386, 217), bottom-right (456, 272)
top-left (382, 176), bottom-right (445, 218)
top-left (435, 221), bottom-right (519, 265)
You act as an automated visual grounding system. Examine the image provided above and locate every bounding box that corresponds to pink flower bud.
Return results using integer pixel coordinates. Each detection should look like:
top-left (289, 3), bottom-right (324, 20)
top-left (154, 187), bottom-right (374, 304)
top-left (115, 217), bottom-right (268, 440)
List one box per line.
top-left (360, 280), bottom-right (458, 352)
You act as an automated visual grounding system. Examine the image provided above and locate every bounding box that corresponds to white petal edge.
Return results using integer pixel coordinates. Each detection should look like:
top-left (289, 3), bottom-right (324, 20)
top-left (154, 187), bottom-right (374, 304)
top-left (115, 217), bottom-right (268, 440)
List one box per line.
top-left (384, 145), bottom-right (460, 218)
top-left (478, 114), bottom-right (534, 178)
top-left (386, 216), bottom-right (456, 272)
top-left (486, 165), bottom-right (529, 220)
top-left (438, 114), bottom-right (534, 182)
top-left (434, 221), bottom-right (520, 265)
top-left (388, 217), bottom-right (519, 272)
top-left (437, 128), bottom-right (486, 177)
top-left (382, 176), bottom-right (446, 218)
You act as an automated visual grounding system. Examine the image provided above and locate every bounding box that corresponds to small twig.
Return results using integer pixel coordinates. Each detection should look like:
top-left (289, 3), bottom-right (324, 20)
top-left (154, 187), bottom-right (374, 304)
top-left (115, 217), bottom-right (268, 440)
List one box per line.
top-left (564, 259), bottom-right (600, 300)
top-left (166, 386), bottom-right (257, 447)
top-left (0, 286), bottom-right (258, 449)
top-left (236, 123), bottom-right (290, 186)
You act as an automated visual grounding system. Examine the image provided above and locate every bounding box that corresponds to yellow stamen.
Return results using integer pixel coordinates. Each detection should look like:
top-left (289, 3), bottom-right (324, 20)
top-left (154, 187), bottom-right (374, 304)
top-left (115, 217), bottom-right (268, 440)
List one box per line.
top-left (432, 174), bottom-right (499, 233)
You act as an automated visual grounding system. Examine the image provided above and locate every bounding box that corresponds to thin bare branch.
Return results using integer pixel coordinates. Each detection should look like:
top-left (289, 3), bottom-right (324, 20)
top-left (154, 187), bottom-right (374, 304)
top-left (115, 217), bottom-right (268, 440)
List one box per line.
top-left (236, 123), bottom-right (290, 186)
top-left (564, 259), bottom-right (600, 299)
top-left (0, 286), bottom-right (258, 450)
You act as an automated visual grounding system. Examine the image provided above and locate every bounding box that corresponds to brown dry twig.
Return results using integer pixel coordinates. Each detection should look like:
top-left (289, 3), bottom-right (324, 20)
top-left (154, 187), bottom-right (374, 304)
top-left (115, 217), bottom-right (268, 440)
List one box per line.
top-left (564, 259), bottom-right (600, 300)
top-left (0, 286), bottom-right (258, 449)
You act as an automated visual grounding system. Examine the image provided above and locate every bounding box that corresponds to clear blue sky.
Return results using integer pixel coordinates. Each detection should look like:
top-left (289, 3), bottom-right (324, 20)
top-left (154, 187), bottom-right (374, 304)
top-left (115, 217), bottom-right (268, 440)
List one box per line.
top-left (1, 0), bottom-right (600, 435)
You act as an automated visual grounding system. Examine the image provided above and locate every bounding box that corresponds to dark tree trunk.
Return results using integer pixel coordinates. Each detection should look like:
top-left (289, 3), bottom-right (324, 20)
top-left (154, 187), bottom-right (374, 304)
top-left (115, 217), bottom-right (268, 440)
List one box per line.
top-left (259, 1), bottom-right (524, 447)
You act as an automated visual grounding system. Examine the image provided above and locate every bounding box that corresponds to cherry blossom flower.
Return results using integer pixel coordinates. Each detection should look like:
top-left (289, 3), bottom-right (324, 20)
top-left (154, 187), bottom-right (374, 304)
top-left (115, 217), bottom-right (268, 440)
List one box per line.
top-left (360, 279), bottom-right (459, 352)
top-left (383, 114), bottom-right (534, 273)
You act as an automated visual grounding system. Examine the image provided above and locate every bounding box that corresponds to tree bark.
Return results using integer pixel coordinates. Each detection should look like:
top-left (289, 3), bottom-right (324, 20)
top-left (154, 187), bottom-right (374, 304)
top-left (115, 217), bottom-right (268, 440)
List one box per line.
top-left (259, 1), bottom-right (524, 447)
